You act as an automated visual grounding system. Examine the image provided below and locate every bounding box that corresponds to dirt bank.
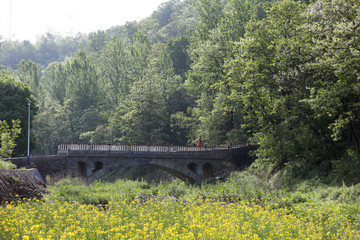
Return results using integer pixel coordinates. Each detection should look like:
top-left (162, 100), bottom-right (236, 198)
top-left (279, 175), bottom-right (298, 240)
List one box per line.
top-left (0, 168), bottom-right (47, 204)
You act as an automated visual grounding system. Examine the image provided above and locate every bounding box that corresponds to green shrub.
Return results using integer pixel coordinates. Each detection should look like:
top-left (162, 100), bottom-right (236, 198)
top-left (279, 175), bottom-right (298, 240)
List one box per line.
top-left (0, 160), bottom-right (16, 169)
top-left (54, 177), bottom-right (84, 187)
top-left (166, 179), bottom-right (187, 198)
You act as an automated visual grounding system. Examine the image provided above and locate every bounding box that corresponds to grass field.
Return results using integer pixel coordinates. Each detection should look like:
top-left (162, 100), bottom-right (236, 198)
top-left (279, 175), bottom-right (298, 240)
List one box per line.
top-left (1, 171), bottom-right (360, 239)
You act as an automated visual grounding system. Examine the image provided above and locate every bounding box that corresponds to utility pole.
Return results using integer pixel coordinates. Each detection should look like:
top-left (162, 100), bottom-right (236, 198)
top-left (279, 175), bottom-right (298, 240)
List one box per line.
top-left (26, 98), bottom-right (31, 166)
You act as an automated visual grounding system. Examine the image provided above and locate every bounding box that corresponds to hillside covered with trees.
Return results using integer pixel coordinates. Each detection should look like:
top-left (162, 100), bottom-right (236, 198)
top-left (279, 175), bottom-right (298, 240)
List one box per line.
top-left (1, 0), bottom-right (359, 184)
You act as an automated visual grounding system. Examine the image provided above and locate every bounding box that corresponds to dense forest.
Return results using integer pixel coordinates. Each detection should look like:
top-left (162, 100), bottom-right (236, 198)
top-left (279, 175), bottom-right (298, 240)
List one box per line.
top-left (1, 0), bottom-right (359, 184)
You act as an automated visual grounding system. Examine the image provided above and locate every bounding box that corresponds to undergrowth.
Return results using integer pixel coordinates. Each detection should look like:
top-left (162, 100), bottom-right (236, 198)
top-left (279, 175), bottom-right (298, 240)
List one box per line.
top-left (47, 170), bottom-right (360, 211)
top-left (3, 170), bottom-right (360, 239)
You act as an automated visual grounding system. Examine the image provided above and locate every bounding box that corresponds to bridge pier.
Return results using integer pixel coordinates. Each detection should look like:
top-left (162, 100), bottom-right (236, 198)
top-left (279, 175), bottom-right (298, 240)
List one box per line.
top-left (198, 164), bottom-right (204, 177)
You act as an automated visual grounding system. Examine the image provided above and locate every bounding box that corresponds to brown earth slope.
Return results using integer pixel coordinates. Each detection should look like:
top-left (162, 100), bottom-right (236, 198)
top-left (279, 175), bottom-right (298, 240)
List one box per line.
top-left (0, 169), bottom-right (47, 204)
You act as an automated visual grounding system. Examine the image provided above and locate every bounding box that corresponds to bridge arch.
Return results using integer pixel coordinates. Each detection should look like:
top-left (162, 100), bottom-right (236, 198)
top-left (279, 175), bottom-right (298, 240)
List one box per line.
top-left (88, 160), bottom-right (148, 182)
top-left (92, 161), bottom-right (104, 173)
top-left (86, 159), bottom-right (201, 184)
top-left (187, 163), bottom-right (197, 174)
top-left (149, 163), bottom-right (200, 184)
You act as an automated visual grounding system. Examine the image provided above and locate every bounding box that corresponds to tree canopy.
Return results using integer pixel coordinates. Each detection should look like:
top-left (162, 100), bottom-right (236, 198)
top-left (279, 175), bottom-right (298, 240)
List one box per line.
top-left (0, 74), bottom-right (38, 156)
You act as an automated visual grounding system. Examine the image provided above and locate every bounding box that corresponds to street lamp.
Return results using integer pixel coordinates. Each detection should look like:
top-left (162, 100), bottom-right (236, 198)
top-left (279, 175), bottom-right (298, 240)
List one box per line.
top-left (26, 98), bottom-right (31, 166)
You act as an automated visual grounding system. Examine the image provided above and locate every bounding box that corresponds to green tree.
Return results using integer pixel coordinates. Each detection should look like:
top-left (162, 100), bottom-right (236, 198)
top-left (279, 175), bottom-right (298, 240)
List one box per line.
top-left (0, 119), bottom-right (21, 159)
top-left (0, 74), bottom-right (38, 156)
top-left (101, 36), bottom-right (131, 107)
top-left (304, 0), bottom-right (360, 181)
top-left (109, 43), bottom-right (188, 145)
top-left (42, 62), bottom-right (68, 105)
top-left (186, 29), bottom-right (231, 144)
top-left (88, 30), bottom-right (107, 54)
top-left (17, 59), bottom-right (41, 97)
top-left (128, 31), bottom-right (152, 83)
top-left (227, 0), bottom-right (322, 176)
top-left (111, 75), bottom-right (167, 145)
top-left (168, 36), bottom-right (191, 80)
top-left (33, 98), bottom-right (70, 155)
top-left (33, 62), bottom-right (69, 154)
top-left (124, 21), bottom-right (139, 43)
top-left (152, 0), bottom-right (180, 27)
top-left (152, 43), bottom-right (190, 144)
top-left (36, 32), bottom-right (59, 66)
top-left (193, 0), bottom-right (224, 42)
top-left (185, 0), bottom-right (260, 145)
top-left (64, 49), bottom-right (104, 142)
top-left (0, 41), bottom-right (23, 69)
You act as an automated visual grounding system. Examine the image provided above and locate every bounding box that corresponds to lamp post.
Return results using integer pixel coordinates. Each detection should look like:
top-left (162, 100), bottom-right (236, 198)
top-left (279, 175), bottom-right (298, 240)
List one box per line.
top-left (26, 98), bottom-right (31, 166)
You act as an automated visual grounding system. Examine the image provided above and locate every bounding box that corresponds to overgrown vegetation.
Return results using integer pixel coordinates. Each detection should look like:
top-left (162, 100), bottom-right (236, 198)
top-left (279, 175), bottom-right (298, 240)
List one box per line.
top-left (46, 170), bottom-right (360, 209)
top-left (1, 171), bottom-right (360, 239)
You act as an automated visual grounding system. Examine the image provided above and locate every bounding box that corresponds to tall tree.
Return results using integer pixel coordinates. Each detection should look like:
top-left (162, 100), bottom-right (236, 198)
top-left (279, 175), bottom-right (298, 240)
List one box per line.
top-left (227, 0), bottom-right (322, 176)
top-left (64, 49), bottom-right (104, 142)
top-left (185, 0), bottom-right (260, 145)
top-left (186, 0), bottom-right (229, 144)
top-left (304, 0), bottom-right (360, 180)
top-left (102, 36), bottom-right (131, 107)
top-left (111, 74), bottom-right (167, 145)
top-left (128, 31), bottom-right (152, 83)
top-left (17, 59), bottom-right (41, 97)
top-left (42, 62), bottom-right (68, 105)
top-left (33, 99), bottom-right (69, 155)
top-left (168, 36), bottom-right (191, 80)
top-left (88, 30), bottom-right (107, 54)
top-left (36, 32), bottom-right (59, 66)
top-left (109, 43), bottom-right (188, 145)
top-left (0, 74), bottom-right (38, 156)
top-left (152, 43), bottom-right (190, 144)
top-left (193, 0), bottom-right (224, 42)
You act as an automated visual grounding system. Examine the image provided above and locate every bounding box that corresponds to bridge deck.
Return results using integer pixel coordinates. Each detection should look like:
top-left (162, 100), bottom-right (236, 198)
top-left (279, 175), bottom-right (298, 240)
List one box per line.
top-left (57, 142), bottom-right (251, 155)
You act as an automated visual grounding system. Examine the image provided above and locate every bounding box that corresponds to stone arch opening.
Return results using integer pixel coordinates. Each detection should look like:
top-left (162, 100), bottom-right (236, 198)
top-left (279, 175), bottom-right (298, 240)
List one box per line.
top-left (78, 161), bottom-right (87, 177)
top-left (88, 160), bottom-right (198, 184)
top-left (187, 163), bottom-right (197, 173)
top-left (92, 161), bottom-right (104, 173)
top-left (203, 163), bottom-right (213, 178)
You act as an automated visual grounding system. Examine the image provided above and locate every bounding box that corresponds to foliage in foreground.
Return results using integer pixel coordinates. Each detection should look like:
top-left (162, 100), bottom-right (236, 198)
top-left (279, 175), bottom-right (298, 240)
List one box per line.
top-left (1, 197), bottom-right (359, 240)
top-left (2, 171), bottom-right (360, 239)
top-left (0, 160), bottom-right (16, 170)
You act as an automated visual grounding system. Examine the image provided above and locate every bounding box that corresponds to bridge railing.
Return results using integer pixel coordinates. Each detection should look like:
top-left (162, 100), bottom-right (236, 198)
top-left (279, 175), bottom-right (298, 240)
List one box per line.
top-left (57, 141), bottom-right (251, 155)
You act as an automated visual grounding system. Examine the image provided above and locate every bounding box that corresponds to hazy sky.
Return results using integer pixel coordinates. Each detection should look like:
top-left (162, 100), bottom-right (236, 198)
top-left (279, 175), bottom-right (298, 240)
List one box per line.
top-left (0, 0), bottom-right (168, 42)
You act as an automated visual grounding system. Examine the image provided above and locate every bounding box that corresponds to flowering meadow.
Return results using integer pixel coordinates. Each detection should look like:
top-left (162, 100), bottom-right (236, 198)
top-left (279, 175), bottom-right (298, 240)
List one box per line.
top-left (1, 172), bottom-right (360, 239)
top-left (1, 198), bottom-right (359, 239)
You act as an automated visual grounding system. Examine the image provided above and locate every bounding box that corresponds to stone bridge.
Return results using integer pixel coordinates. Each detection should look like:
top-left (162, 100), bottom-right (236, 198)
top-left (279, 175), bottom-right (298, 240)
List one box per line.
top-left (10, 142), bottom-right (256, 184)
